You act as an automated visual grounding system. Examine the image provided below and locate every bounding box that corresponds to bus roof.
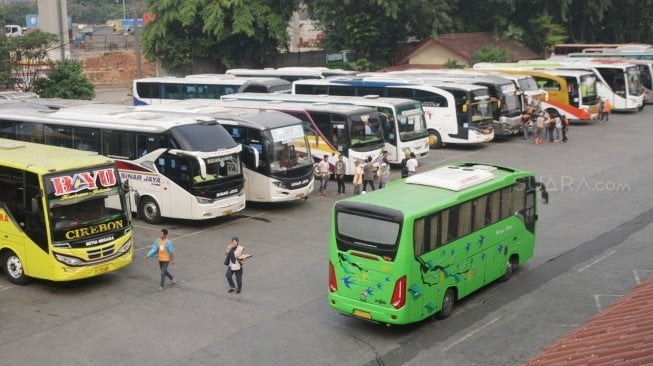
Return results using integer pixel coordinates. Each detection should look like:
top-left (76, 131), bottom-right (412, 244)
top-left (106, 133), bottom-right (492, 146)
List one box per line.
top-left (223, 92), bottom-right (421, 108)
top-left (137, 101), bottom-right (304, 130)
top-left (217, 98), bottom-right (378, 115)
top-left (336, 162), bottom-right (532, 216)
top-left (0, 103), bottom-right (220, 133)
top-left (0, 138), bottom-right (113, 174)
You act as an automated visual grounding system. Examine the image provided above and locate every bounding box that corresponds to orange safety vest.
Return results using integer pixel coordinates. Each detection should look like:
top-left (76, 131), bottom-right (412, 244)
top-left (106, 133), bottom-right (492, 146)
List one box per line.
top-left (157, 240), bottom-right (170, 262)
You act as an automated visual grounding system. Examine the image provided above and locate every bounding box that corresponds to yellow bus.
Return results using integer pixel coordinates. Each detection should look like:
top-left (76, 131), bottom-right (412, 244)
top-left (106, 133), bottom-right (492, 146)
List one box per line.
top-left (0, 139), bottom-right (133, 284)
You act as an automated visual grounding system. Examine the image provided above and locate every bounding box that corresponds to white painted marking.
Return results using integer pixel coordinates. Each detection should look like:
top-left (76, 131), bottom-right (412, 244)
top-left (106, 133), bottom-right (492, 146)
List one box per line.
top-left (577, 250), bottom-right (617, 272)
top-left (441, 317), bottom-right (500, 352)
top-left (594, 294), bottom-right (622, 312)
top-left (633, 269), bottom-right (653, 284)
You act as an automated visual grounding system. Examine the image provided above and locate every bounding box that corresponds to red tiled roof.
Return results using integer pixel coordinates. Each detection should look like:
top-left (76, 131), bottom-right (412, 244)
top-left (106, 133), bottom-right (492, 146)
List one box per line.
top-left (396, 32), bottom-right (540, 65)
top-left (524, 277), bottom-right (653, 365)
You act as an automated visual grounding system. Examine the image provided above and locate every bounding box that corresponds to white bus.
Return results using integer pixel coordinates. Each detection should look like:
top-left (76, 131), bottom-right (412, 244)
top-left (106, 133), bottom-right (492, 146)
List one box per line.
top-left (292, 76), bottom-right (495, 148)
top-left (380, 70), bottom-right (523, 137)
top-left (222, 92), bottom-right (430, 165)
top-left (138, 102), bottom-right (315, 202)
top-left (514, 60), bottom-right (644, 112)
top-left (225, 67), bottom-right (357, 82)
top-left (0, 103), bottom-right (246, 224)
top-left (133, 75), bottom-right (290, 105)
top-left (216, 99), bottom-right (386, 175)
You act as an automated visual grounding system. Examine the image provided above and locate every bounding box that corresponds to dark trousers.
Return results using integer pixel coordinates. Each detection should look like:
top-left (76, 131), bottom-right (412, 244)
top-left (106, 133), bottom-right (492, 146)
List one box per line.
top-left (336, 174), bottom-right (345, 193)
top-left (363, 179), bottom-right (375, 192)
top-left (226, 267), bottom-right (243, 289)
top-left (159, 261), bottom-right (173, 287)
top-left (562, 127), bottom-right (568, 142)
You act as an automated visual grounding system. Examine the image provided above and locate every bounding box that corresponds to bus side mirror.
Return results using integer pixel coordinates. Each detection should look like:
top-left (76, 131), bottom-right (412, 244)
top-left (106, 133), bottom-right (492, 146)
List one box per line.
top-left (122, 179), bottom-right (130, 192)
top-left (535, 181), bottom-right (549, 204)
top-left (31, 197), bottom-right (41, 212)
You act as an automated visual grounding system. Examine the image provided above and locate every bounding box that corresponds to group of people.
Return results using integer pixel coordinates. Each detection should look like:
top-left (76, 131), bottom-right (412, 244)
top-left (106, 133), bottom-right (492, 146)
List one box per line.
top-left (146, 229), bottom-right (248, 294)
top-left (597, 97), bottom-right (612, 122)
top-left (521, 105), bottom-right (569, 144)
top-left (315, 151), bottom-right (419, 197)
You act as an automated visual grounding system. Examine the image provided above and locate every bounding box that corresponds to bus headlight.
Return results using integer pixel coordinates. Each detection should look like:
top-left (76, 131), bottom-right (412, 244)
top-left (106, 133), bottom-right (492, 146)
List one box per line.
top-left (54, 253), bottom-right (84, 266)
top-left (196, 196), bottom-right (214, 204)
top-left (272, 181), bottom-right (288, 189)
top-left (118, 240), bottom-right (132, 254)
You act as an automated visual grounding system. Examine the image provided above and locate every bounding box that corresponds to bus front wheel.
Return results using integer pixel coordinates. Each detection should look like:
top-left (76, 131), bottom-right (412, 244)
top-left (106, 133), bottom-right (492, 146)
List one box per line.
top-left (436, 288), bottom-right (455, 319)
top-left (138, 197), bottom-right (162, 225)
top-left (428, 129), bottom-right (443, 149)
top-left (2, 251), bottom-right (29, 285)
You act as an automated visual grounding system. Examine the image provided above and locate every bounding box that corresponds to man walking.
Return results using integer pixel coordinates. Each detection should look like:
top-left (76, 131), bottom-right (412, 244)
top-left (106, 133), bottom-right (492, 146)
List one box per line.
top-left (145, 228), bottom-right (176, 291)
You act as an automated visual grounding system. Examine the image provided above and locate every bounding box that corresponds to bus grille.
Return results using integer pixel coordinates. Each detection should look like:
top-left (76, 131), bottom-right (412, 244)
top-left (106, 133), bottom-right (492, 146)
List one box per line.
top-left (87, 245), bottom-right (115, 260)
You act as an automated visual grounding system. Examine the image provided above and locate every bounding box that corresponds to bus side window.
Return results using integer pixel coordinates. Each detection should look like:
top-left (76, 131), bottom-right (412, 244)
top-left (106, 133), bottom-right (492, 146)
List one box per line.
top-left (24, 172), bottom-right (47, 252)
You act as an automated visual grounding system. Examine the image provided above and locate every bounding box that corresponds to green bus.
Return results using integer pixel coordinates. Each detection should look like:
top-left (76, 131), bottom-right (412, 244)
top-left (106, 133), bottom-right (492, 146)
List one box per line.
top-left (328, 162), bottom-right (548, 325)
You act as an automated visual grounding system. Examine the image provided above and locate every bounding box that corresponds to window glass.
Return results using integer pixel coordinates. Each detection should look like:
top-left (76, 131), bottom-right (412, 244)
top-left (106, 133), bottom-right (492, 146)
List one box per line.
top-left (414, 218), bottom-right (425, 256)
top-left (487, 190), bottom-right (501, 225)
top-left (473, 195), bottom-right (487, 231)
top-left (458, 201), bottom-right (472, 237)
top-left (500, 187), bottom-right (513, 219)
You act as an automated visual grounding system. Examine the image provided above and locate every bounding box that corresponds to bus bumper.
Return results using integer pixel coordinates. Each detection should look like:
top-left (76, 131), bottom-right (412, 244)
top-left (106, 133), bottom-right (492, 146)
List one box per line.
top-left (198, 191), bottom-right (246, 219)
top-left (328, 292), bottom-right (410, 325)
top-left (52, 240), bottom-right (134, 281)
top-left (267, 179), bottom-right (314, 202)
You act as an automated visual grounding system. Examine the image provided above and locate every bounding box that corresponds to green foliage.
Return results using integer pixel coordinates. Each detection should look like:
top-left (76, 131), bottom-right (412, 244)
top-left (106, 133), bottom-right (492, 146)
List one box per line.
top-left (470, 46), bottom-right (510, 66)
top-left (67, 0), bottom-right (126, 24)
top-left (8, 32), bottom-right (58, 91)
top-left (528, 15), bottom-right (568, 57)
top-left (33, 60), bottom-right (95, 99)
top-left (2, 1), bottom-right (37, 26)
top-left (142, 0), bottom-right (301, 73)
top-left (0, 37), bottom-right (15, 89)
top-left (445, 59), bottom-right (464, 69)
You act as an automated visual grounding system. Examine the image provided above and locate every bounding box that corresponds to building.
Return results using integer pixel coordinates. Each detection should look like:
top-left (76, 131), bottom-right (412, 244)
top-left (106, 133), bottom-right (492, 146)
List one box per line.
top-left (390, 32), bottom-right (539, 70)
top-left (525, 276), bottom-right (653, 365)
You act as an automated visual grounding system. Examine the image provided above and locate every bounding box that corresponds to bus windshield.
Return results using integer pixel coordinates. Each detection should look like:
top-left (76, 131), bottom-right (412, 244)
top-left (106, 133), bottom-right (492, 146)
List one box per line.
top-left (45, 167), bottom-right (127, 243)
top-left (350, 112), bottom-right (384, 148)
top-left (395, 102), bottom-right (428, 141)
top-left (470, 92), bottom-right (494, 124)
top-left (627, 67), bottom-right (642, 96)
top-left (499, 83), bottom-right (520, 114)
top-left (263, 125), bottom-right (313, 173)
top-left (580, 74), bottom-right (598, 104)
top-left (517, 77), bottom-right (539, 92)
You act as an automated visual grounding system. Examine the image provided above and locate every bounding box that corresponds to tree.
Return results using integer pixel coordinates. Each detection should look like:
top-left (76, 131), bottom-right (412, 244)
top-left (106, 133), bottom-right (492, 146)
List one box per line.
top-left (470, 46), bottom-right (510, 66)
top-left (142, 0), bottom-right (301, 74)
top-left (305, 0), bottom-right (456, 68)
top-left (8, 31), bottom-right (58, 91)
top-left (33, 59), bottom-right (95, 99)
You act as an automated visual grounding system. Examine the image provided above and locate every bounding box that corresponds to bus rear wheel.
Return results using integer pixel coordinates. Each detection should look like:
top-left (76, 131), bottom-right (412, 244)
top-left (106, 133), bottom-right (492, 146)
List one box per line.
top-left (2, 251), bottom-right (29, 285)
top-left (499, 255), bottom-right (518, 282)
top-left (436, 288), bottom-right (455, 319)
top-left (138, 197), bottom-right (162, 225)
top-left (428, 129), bottom-right (443, 149)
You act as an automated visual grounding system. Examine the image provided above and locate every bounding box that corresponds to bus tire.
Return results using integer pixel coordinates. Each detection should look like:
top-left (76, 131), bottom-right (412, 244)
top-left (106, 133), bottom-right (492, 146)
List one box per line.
top-left (428, 129), bottom-right (443, 149)
top-left (2, 250), bottom-right (29, 285)
top-left (138, 197), bottom-right (162, 225)
top-left (436, 288), bottom-right (455, 319)
top-left (499, 255), bottom-right (518, 282)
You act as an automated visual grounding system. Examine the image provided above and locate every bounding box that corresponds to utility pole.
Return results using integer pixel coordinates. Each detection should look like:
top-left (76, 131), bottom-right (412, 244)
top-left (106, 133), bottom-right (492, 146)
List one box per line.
top-left (132, 0), bottom-right (142, 78)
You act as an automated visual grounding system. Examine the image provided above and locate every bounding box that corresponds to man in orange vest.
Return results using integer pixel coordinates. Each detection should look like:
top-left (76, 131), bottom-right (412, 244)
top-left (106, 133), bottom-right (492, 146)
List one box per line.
top-left (146, 228), bottom-right (176, 290)
top-left (602, 99), bottom-right (612, 122)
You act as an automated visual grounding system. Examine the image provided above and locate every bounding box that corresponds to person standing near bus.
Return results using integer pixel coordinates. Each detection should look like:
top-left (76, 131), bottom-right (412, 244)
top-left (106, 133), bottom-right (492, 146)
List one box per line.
top-left (602, 99), bottom-right (612, 122)
top-left (352, 160), bottom-right (363, 195)
top-left (597, 98), bottom-right (605, 121)
top-left (406, 152), bottom-right (418, 176)
top-left (378, 157), bottom-right (391, 189)
top-left (334, 154), bottom-right (346, 195)
top-left (145, 228), bottom-right (176, 291)
top-left (317, 155), bottom-right (330, 197)
top-left (225, 236), bottom-right (244, 294)
top-left (362, 156), bottom-right (376, 192)
top-left (561, 115), bottom-right (569, 143)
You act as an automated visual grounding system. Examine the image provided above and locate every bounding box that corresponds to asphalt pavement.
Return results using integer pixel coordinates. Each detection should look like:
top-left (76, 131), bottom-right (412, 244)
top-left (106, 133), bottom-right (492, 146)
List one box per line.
top-left (1, 99), bottom-right (652, 366)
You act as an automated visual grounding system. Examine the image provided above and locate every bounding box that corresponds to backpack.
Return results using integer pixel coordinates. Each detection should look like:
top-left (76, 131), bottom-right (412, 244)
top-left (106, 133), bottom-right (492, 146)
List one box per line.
top-left (400, 158), bottom-right (408, 178)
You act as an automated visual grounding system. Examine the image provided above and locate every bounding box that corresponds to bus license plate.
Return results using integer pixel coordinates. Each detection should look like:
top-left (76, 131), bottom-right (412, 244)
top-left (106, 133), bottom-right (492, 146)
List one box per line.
top-left (353, 309), bottom-right (372, 320)
top-left (95, 265), bottom-right (109, 275)
top-left (223, 210), bottom-right (233, 216)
